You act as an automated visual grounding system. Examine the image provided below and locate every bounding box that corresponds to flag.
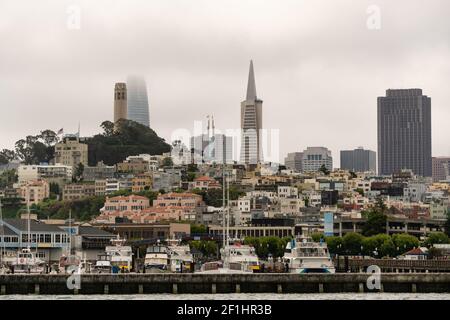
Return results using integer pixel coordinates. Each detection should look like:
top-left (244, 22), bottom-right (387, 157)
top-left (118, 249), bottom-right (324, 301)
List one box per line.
top-left (57, 128), bottom-right (63, 135)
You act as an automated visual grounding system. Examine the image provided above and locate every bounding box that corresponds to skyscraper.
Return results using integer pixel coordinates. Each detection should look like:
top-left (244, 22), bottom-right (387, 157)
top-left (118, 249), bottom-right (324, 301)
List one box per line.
top-left (114, 82), bottom-right (127, 124)
top-left (377, 89), bottom-right (432, 177)
top-left (340, 147), bottom-right (376, 173)
top-left (240, 60), bottom-right (263, 164)
top-left (127, 75), bottom-right (150, 127)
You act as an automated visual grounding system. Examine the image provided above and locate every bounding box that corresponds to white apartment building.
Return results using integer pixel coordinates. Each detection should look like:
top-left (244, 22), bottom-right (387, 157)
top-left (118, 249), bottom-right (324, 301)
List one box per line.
top-left (18, 164), bottom-right (73, 183)
top-left (277, 186), bottom-right (298, 198)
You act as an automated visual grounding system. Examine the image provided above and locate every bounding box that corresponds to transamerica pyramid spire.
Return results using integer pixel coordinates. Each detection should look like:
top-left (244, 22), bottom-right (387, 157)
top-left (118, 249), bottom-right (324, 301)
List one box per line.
top-left (246, 60), bottom-right (257, 101)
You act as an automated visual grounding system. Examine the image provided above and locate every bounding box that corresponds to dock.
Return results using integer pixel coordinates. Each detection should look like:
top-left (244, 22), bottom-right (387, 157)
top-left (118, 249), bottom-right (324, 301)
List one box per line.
top-left (1, 273), bottom-right (450, 294)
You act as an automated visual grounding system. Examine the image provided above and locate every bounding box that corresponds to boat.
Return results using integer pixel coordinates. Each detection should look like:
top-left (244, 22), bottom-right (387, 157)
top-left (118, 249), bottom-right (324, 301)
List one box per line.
top-left (227, 243), bottom-right (260, 272)
top-left (197, 172), bottom-right (257, 274)
top-left (58, 210), bottom-right (84, 274)
top-left (12, 203), bottom-right (46, 274)
top-left (167, 239), bottom-right (193, 273)
top-left (282, 236), bottom-right (335, 273)
top-left (102, 235), bottom-right (133, 273)
top-left (91, 253), bottom-right (112, 274)
top-left (144, 241), bottom-right (169, 272)
top-left (13, 248), bottom-right (46, 274)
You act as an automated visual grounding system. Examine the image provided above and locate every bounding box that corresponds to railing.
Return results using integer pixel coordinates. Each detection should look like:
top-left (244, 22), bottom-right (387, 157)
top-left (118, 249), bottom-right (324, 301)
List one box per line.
top-left (334, 257), bottom-right (450, 272)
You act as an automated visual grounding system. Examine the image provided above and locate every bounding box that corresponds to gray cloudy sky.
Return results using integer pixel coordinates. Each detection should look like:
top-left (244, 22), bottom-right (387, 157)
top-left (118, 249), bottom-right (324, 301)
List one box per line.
top-left (1, 0), bottom-right (449, 166)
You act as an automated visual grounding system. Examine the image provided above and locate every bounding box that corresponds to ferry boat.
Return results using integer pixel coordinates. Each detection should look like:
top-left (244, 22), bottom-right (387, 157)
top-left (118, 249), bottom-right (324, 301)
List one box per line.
top-left (282, 236), bottom-right (335, 273)
top-left (144, 242), bottom-right (169, 271)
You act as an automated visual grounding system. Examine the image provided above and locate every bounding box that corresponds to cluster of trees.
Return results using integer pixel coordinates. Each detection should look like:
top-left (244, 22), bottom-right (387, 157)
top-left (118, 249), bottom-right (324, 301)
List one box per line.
top-left (188, 240), bottom-right (218, 257)
top-left (312, 231), bottom-right (450, 258)
top-left (0, 130), bottom-right (60, 165)
top-left (87, 120), bottom-right (171, 166)
top-left (243, 236), bottom-right (292, 259)
top-left (191, 187), bottom-right (246, 207)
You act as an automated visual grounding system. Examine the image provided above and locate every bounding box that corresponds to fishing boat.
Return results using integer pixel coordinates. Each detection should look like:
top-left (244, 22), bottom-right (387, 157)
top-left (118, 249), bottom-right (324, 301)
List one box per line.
top-left (167, 239), bottom-right (194, 272)
top-left (98, 235), bottom-right (133, 273)
top-left (144, 241), bottom-right (169, 272)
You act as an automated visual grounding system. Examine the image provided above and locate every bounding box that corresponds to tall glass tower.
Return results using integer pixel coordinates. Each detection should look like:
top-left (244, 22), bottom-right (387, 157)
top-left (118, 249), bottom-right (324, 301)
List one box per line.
top-left (126, 75), bottom-right (150, 127)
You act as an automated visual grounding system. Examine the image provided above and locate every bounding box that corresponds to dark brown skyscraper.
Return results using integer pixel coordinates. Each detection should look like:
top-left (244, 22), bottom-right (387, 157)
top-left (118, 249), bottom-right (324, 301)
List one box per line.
top-left (377, 89), bottom-right (432, 177)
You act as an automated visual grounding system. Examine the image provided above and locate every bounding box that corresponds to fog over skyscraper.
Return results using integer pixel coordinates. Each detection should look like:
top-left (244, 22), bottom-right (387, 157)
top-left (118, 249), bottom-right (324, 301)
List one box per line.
top-left (127, 75), bottom-right (150, 127)
top-left (240, 60), bottom-right (263, 165)
top-left (377, 89), bottom-right (432, 177)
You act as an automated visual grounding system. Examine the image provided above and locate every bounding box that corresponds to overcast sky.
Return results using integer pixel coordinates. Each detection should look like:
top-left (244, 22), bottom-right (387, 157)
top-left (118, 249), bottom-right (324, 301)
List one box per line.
top-left (1, 0), bottom-right (449, 166)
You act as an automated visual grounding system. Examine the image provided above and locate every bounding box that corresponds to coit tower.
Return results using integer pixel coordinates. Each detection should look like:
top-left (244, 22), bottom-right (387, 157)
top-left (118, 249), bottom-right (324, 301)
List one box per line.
top-left (114, 82), bottom-right (128, 124)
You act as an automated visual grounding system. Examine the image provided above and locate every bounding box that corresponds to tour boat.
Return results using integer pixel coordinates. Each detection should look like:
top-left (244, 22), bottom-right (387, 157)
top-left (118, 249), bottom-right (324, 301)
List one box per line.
top-left (282, 236), bottom-right (335, 273)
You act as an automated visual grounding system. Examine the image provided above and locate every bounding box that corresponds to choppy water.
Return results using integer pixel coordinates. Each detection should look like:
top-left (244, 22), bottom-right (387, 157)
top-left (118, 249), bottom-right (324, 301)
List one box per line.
top-left (1, 293), bottom-right (450, 300)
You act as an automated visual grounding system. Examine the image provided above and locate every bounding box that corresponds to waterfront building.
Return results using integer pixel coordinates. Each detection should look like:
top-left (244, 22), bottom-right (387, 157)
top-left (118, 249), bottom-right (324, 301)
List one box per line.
top-left (284, 152), bottom-right (303, 171)
top-left (113, 82), bottom-right (127, 126)
top-left (301, 147), bottom-right (333, 172)
top-left (377, 89), bottom-right (432, 177)
top-left (432, 157), bottom-right (450, 182)
top-left (340, 147), bottom-right (376, 173)
top-left (94, 222), bottom-right (191, 241)
top-left (240, 60), bottom-right (263, 165)
top-left (54, 135), bottom-right (88, 169)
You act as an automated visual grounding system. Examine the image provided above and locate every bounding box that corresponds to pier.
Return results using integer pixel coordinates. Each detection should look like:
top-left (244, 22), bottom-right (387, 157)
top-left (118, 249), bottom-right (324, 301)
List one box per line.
top-left (1, 273), bottom-right (450, 295)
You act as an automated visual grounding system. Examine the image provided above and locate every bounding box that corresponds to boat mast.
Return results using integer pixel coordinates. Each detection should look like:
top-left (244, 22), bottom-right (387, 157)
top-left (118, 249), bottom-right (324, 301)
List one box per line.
top-left (222, 167), bottom-right (225, 249)
top-left (0, 198), bottom-right (4, 265)
top-left (68, 209), bottom-right (72, 256)
top-left (26, 199), bottom-right (31, 250)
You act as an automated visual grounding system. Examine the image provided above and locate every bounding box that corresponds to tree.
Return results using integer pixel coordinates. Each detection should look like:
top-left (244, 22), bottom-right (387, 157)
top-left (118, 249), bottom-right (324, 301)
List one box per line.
top-left (362, 209), bottom-right (387, 236)
top-left (318, 164), bottom-right (330, 176)
top-left (379, 238), bottom-right (396, 257)
top-left (325, 236), bottom-right (344, 255)
top-left (444, 212), bottom-right (450, 238)
top-left (424, 232), bottom-right (450, 248)
top-left (342, 232), bottom-right (364, 255)
top-left (100, 121), bottom-right (115, 137)
top-left (74, 163), bottom-right (85, 182)
top-left (0, 149), bottom-right (16, 164)
top-left (162, 157), bottom-right (174, 167)
top-left (392, 233), bottom-right (419, 254)
top-left (191, 224), bottom-right (207, 234)
top-left (311, 232), bottom-right (325, 242)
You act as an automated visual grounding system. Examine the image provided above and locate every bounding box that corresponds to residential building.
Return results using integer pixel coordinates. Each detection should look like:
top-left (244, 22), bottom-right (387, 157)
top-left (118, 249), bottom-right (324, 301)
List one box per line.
top-left (63, 183), bottom-right (96, 201)
top-left (117, 157), bottom-right (150, 174)
top-left (17, 180), bottom-right (50, 205)
top-left (54, 135), bottom-right (88, 169)
top-left (192, 176), bottom-right (221, 190)
top-left (378, 89), bottom-right (432, 177)
top-left (432, 157), bottom-right (450, 182)
top-left (82, 161), bottom-right (116, 181)
top-left (340, 147), bottom-right (376, 173)
top-left (102, 195), bottom-right (150, 213)
top-left (18, 164), bottom-right (72, 184)
top-left (132, 173), bottom-right (153, 193)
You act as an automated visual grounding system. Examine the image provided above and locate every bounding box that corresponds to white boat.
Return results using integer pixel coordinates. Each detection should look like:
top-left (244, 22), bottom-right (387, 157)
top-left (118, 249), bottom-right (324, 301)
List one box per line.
top-left (92, 253), bottom-right (112, 274)
top-left (282, 236), bottom-right (335, 274)
top-left (13, 248), bottom-right (46, 274)
top-left (226, 243), bottom-right (260, 272)
top-left (197, 172), bottom-right (257, 274)
top-left (103, 236), bottom-right (133, 273)
top-left (144, 242), bottom-right (168, 271)
top-left (12, 203), bottom-right (46, 274)
top-left (167, 239), bottom-right (193, 272)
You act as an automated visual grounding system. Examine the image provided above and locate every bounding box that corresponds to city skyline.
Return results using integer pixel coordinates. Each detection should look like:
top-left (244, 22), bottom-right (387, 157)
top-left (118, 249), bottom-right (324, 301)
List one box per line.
top-left (1, 1), bottom-right (450, 167)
